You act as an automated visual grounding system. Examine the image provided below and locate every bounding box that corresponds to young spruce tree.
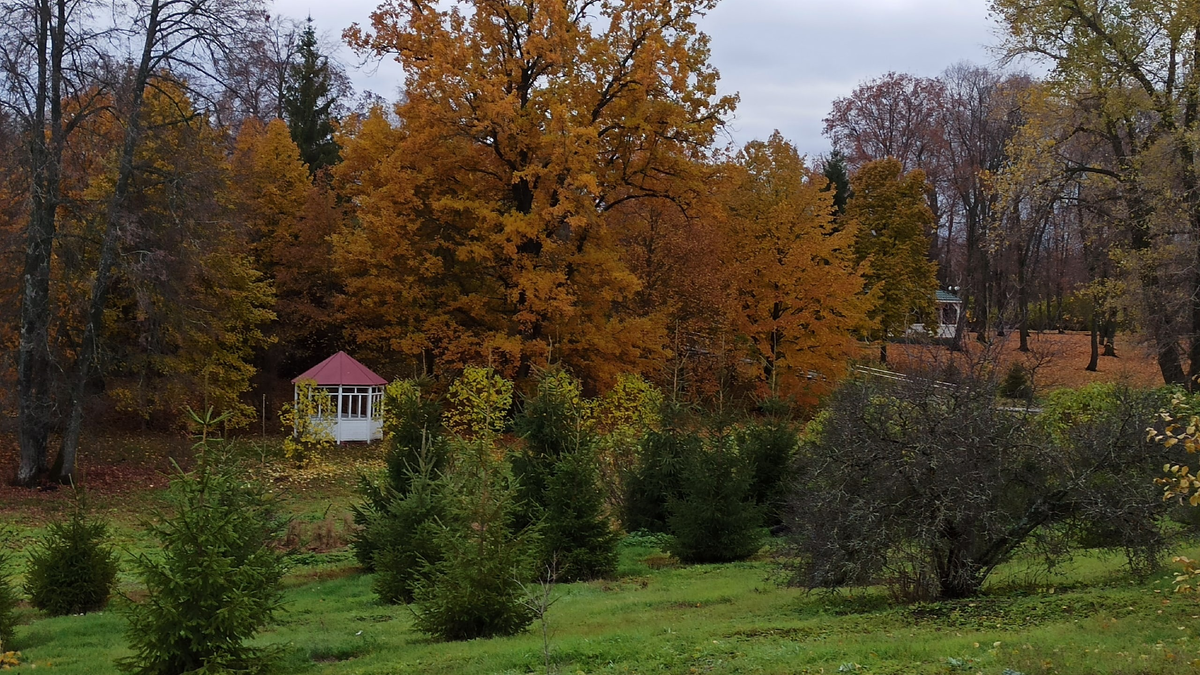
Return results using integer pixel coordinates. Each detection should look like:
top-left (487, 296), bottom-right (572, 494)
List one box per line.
top-left (624, 406), bottom-right (701, 534)
top-left (737, 399), bottom-right (799, 528)
top-left (25, 494), bottom-right (119, 616)
top-left (352, 378), bottom-right (445, 572)
top-left (667, 431), bottom-right (764, 563)
top-left (514, 368), bottom-right (618, 582)
top-left (364, 381), bottom-right (448, 605)
top-left (412, 367), bottom-right (536, 640)
top-left (117, 452), bottom-right (286, 675)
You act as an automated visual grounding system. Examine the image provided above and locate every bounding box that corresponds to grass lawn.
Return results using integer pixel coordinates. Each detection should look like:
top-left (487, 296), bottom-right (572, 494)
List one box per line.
top-left (5, 436), bottom-right (1200, 674)
top-left (6, 536), bottom-right (1200, 675)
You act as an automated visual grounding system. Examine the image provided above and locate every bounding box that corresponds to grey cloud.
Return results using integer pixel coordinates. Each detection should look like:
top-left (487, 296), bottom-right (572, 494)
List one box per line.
top-left (276, 0), bottom-right (999, 156)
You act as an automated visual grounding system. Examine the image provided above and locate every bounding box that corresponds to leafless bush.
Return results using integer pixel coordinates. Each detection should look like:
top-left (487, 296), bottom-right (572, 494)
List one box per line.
top-left (781, 360), bottom-right (1172, 600)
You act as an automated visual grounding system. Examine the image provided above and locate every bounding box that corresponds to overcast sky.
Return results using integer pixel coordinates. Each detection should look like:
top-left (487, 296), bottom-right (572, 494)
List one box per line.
top-left (276, 0), bottom-right (1001, 158)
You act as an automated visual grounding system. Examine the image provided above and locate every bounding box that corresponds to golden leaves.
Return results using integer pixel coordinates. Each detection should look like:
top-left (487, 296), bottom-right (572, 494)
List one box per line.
top-left (445, 366), bottom-right (515, 439)
top-left (331, 0), bottom-right (733, 382)
top-left (724, 133), bottom-right (872, 401)
top-left (280, 380), bottom-right (336, 465)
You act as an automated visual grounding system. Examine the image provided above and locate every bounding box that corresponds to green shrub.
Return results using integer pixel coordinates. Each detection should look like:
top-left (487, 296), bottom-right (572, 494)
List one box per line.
top-left (514, 368), bottom-right (619, 582)
top-left (0, 548), bottom-right (18, 652)
top-left (370, 467), bottom-right (446, 604)
top-left (117, 458), bottom-right (287, 675)
top-left (784, 371), bottom-right (1169, 600)
top-left (624, 416), bottom-right (701, 533)
top-left (412, 438), bottom-right (536, 641)
top-left (667, 432), bottom-right (763, 563)
top-left (25, 499), bottom-right (119, 616)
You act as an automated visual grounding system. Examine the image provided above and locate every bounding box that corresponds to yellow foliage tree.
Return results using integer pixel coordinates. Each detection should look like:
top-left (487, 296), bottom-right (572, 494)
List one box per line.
top-left (725, 133), bottom-right (873, 401)
top-left (847, 157), bottom-right (938, 362)
top-left (279, 379), bottom-right (335, 464)
top-left (445, 366), bottom-right (515, 442)
top-left (593, 373), bottom-right (664, 509)
top-left (335, 0), bottom-right (736, 384)
top-left (1151, 391), bottom-right (1200, 590)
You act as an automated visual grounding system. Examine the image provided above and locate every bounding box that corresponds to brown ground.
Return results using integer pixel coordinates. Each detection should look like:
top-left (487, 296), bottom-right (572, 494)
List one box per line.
top-left (0, 432), bottom-right (199, 521)
top-left (887, 331), bottom-right (1165, 391)
top-left (0, 332), bottom-right (1167, 512)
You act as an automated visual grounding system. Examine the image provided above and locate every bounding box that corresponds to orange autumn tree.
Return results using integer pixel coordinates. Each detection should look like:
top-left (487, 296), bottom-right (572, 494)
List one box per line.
top-left (232, 119), bottom-right (342, 367)
top-left (724, 133), bottom-right (872, 402)
top-left (232, 119), bottom-right (311, 262)
top-left (337, 0), bottom-right (736, 384)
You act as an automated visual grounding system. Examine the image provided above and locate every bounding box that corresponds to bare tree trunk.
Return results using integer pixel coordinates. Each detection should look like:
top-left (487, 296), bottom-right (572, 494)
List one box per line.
top-left (950, 296), bottom-right (967, 352)
top-left (1017, 249), bottom-right (1029, 353)
top-left (1188, 241), bottom-right (1200, 383)
top-left (53, 0), bottom-right (159, 483)
top-left (1120, 168), bottom-right (1186, 384)
top-left (15, 0), bottom-right (67, 486)
top-left (1087, 303), bottom-right (1099, 372)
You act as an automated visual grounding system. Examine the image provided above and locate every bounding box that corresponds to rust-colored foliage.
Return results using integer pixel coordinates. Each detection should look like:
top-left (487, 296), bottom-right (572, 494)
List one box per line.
top-left (335, 0), bottom-right (736, 384)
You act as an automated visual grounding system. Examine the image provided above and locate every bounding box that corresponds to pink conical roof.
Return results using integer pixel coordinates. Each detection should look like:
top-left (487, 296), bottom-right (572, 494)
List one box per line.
top-left (291, 351), bottom-right (387, 386)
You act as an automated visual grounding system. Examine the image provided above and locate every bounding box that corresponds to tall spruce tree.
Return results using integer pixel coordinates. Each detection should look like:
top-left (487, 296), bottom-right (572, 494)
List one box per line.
top-left (822, 150), bottom-right (852, 216)
top-left (282, 18), bottom-right (340, 174)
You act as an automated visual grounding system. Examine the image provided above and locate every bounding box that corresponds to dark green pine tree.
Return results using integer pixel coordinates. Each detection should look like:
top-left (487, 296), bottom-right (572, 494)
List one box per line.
top-left (737, 399), bottom-right (799, 528)
top-left (667, 431), bottom-right (763, 564)
top-left (623, 407), bottom-right (699, 534)
top-left (822, 150), bottom-right (852, 216)
top-left (282, 18), bottom-right (341, 175)
top-left (513, 369), bottom-right (619, 582)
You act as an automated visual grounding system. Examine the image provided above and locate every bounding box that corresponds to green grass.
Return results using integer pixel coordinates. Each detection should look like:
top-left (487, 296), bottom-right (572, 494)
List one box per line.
top-left (6, 538), bottom-right (1200, 674)
top-left (5, 437), bottom-right (1200, 673)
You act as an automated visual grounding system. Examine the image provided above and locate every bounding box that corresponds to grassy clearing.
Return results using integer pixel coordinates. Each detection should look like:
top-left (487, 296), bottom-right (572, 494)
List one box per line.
top-left (5, 436), bottom-right (1200, 674)
top-left (5, 535), bottom-right (1200, 674)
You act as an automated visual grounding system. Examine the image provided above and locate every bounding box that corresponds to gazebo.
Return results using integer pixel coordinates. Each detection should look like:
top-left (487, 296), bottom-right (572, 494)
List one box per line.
top-left (291, 351), bottom-right (387, 444)
top-left (906, 290), bottom-right (964, 340)
top-left (933, 290), bottom-right (963, 339)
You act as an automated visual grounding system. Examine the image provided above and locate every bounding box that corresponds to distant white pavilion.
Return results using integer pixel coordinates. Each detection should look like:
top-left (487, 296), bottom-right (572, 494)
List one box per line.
top-left (907, 290), bottom-right (964, 340)
top-left (291, 351), bottom-right (386, 443)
